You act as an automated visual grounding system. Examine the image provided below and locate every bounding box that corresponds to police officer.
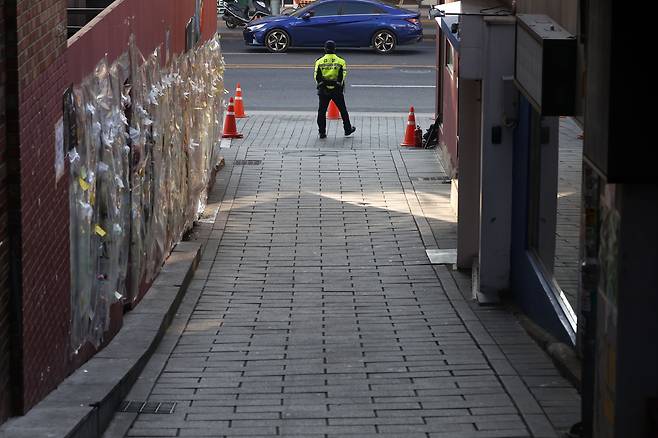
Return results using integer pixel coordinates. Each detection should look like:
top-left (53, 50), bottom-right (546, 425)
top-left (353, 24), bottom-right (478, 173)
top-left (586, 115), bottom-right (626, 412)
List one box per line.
top-left (315, 40), bottom-right (356, 139)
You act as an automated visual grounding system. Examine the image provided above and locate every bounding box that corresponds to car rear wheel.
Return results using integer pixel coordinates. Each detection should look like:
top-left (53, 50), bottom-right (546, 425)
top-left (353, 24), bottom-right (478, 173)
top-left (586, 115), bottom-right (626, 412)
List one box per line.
top-left (265, 30), bottom-right (290, 53)
top-left (372, 30), bottom-right (396, 54)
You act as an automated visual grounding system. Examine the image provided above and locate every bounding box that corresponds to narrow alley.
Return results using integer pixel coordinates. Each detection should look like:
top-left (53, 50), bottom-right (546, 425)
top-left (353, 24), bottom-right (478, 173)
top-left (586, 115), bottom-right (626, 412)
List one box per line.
top-left (3, 1), bottom-right (657, 437)
top-left (107, 114), bottom-right (580, 438)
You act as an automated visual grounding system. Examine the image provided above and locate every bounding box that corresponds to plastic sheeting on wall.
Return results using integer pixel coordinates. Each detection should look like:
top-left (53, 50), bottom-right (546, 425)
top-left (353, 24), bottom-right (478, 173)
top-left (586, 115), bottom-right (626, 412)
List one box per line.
top-left (68, 34), bottom-right (225, 353)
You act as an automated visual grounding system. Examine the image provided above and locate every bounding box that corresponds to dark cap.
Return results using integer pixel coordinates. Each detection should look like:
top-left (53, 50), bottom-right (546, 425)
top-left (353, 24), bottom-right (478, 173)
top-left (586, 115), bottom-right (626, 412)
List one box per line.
top-left (324, 40), bottom-right (336, 53)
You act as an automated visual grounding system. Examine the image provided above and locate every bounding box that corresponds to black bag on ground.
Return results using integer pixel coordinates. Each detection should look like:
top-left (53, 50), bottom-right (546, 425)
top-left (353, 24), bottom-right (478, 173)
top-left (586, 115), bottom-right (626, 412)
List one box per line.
top-left (422, 121), bottom-right (439, 148)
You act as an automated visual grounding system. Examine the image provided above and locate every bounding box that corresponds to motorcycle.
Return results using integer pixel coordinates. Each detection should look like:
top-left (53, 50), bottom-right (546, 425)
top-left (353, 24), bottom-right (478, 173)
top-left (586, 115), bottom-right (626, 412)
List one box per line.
top-left (223, 0), bottom-right (271, 28)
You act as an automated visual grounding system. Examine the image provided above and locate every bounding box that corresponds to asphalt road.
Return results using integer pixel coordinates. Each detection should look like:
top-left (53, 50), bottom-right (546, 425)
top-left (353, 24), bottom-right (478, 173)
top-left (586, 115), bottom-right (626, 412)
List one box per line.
top-left (221, 37), bottom-right (437, 113)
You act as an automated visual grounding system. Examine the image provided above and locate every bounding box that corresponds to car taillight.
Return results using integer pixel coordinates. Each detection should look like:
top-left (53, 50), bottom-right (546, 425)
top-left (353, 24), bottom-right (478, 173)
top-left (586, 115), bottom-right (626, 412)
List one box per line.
top-left (405, 18), bottom-right (420, 25)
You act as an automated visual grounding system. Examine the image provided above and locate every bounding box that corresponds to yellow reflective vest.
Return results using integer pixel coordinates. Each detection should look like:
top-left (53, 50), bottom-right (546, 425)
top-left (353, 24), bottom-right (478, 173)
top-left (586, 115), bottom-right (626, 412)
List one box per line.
top-left (314, 54), bottom-right (347, 91)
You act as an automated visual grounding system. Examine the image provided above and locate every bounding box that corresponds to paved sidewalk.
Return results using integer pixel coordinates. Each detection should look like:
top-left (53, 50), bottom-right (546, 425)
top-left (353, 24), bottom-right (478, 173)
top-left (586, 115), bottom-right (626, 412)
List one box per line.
top-left (108, 113), bottom-right (579, 438)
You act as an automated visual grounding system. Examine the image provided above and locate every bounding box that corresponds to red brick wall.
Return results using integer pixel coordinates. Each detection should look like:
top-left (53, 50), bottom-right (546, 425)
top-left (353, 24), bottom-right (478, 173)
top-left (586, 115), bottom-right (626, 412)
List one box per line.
top-left (67, 0), bottom-right (218, 84)
top-left (14, 0), bottom-right (70, 412)
top-left (0, 0), bottom-right (218, 419)
top-left (0, 0), bottom-right (13, 424)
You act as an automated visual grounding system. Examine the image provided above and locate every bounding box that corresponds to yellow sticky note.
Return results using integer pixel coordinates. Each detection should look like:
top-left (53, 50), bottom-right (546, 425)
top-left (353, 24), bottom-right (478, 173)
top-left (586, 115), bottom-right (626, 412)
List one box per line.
top-left (95, 225), bottom-right (107, 237)
top-left (79, 177), bottom-right (91, 191)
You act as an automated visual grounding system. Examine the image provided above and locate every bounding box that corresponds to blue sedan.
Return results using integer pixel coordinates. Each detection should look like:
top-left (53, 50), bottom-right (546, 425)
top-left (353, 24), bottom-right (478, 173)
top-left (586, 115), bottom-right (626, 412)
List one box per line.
top-left (243, 0), bottom-right (422, 54)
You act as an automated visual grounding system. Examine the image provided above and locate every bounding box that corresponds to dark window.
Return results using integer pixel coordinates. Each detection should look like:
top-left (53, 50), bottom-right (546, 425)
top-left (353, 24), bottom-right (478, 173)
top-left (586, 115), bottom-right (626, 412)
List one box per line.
top-left (527, 110), bottom-right (556, 276)
top-left (445, 40), bottom-right (454, 75)
top-left (310, 2), bottom-right (341, 16)
top-left (291, 3), bottom-right (315, 17)
top-left (341, 2), bottom-right (382, 14)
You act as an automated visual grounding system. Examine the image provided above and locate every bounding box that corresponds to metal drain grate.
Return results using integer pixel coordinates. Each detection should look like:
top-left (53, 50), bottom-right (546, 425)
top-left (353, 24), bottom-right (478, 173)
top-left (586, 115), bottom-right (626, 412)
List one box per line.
top-left (283, 150), bottom-right (328, 157)
top-left (282, 150), bottom-right (356, 157)
top-left (411, 176), bottom-right (451, 183)
top-left (118, 400), bottom-right (177, 414)
top-left (235, 159), bottom-right (262, 165)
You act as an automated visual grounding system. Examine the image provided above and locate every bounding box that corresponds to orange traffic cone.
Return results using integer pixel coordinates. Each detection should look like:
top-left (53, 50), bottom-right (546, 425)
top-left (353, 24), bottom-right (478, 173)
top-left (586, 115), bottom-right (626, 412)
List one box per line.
top-left (401, 106), bottom-right (419, 147)
top-left (222, 97), bottom-right (243, 139)
top-left (327, 100), bottom-right (341, 120)
top-left (234, 83), bottom-right (247, 118)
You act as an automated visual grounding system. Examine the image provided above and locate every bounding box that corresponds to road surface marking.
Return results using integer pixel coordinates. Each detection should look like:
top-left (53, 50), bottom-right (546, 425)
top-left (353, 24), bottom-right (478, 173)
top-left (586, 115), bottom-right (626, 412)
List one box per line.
top-left (350, 84), bottom-right (435, 88)
top-left (226, 64), bottom-right (436, 69)
top-left (223, 52), bottom-right (288, 55)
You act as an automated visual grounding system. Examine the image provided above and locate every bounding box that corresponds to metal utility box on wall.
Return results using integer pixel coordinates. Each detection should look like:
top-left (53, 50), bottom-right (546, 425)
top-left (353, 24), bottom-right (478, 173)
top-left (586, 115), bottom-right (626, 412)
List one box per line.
top-left (514, 14), bottom-right (577, 116)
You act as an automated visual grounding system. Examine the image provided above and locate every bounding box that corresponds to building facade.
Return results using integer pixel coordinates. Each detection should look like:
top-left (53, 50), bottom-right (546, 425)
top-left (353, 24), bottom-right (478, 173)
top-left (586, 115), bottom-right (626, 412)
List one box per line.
top-left (434, 0), bottom-right (657, 436)
top-left (579, 1), bottom-right (657, 435)
top-left (0, 0), bottom-right (218, 425)
top-left (1, 0), bottom-right (71, 417)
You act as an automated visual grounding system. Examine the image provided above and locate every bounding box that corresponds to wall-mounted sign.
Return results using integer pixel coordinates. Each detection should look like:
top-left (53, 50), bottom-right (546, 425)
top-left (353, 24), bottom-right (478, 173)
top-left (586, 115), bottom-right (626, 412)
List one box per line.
top-left (514, 14), bottom-right (576, 116)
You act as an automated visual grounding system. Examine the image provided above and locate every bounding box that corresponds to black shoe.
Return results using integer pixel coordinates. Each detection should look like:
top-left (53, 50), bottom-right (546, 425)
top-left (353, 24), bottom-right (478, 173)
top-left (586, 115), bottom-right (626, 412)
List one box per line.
top-left (319, 133), bottom-right (327, 139)
top-left (345, 126), bottom-right (356, 137)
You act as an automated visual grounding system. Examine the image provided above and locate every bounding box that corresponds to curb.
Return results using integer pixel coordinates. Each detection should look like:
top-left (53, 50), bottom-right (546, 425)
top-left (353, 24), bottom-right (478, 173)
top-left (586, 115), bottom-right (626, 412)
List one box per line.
top-left (514, 309), bottom-right (582, 390)
top-left (218, 32), bottom-right (244, 39)
top-left (0, 242), bottom-right (202, 438)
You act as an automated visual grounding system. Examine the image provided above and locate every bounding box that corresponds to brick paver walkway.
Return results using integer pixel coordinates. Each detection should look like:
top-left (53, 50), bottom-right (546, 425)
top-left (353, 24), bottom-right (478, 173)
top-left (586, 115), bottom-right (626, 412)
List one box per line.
top-left (113, 113), bottom-right (579, 438)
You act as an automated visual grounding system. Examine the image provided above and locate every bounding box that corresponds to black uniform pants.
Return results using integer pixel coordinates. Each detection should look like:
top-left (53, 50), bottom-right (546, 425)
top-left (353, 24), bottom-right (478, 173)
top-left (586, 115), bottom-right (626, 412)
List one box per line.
top-left (317, 91), bottom-right (352, 135)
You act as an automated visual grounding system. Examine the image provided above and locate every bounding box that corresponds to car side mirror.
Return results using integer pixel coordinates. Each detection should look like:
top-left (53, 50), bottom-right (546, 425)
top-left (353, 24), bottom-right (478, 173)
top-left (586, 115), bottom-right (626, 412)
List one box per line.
top-left (302, 12), bottom-right (312, 19)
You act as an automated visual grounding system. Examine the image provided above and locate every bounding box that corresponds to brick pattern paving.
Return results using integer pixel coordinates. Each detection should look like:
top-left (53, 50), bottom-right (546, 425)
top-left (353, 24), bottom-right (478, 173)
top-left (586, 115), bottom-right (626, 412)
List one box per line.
top-left (121, 113), bottom-right (579, 438)
top-left (238, 111), bottom-right (433, 151)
